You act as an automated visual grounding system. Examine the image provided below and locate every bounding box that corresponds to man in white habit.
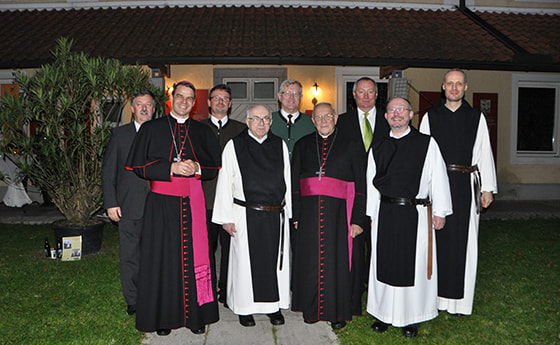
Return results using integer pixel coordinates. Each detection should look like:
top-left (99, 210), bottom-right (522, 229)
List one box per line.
top-left (212, 104), bottom-right (291, 327)
top-left (366, 97), bottom-right (452, 337)
top-left (420, 68), bottom-right (497, 316)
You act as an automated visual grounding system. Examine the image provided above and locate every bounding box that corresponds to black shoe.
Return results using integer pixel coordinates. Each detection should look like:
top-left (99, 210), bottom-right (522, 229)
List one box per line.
top-left (371, 321), bottom-right (389, 333)
top-left (402, 325), bottom-right (418, 338)
top-left (218, 293), bottom-right (226, 304)
top-left (239, 315), bottom-right (256, 327)
top-left (156, 328), bottom-right (171, 336)
top-left (331, 321), bottom-right (347, 330)
top-left (267, 311), bottom-right (285, 325)
top-left (191, 326), bottom-right (205, 334)
top-left (126, 304), bottom-right (136, 316)
top-left (304, 319), bottom-right (318, 324)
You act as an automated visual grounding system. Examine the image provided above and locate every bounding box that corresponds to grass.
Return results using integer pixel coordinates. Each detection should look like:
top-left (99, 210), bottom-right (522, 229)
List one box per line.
top-left (0, 222), bottom-right (143, 344)
top-left (336, 219), bottom-right (560, 344)
top-left (0, 219), bottom-right (558, 344)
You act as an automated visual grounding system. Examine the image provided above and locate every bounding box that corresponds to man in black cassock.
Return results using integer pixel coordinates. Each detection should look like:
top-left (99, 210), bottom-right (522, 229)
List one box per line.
top-left (212, 104), bottom-right (291, 328)
top-left (125, 81), bottom-right (221, 336)
top-left (291, 102), bottom-right (367, 330)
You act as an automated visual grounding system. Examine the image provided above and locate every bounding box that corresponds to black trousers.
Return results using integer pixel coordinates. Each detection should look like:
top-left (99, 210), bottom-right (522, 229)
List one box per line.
top-left (118, 218), bottom-right (142, 306)
top-left (206, 209), bottom-right (230, 298)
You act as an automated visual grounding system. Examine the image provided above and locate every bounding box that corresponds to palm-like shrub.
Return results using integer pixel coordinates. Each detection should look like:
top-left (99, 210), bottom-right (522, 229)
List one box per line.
top-left (0, 38), bottom-right (165, 225)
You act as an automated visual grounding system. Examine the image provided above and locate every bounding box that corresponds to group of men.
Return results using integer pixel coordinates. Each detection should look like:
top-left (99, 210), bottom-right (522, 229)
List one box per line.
top-left (101, 69), bottom-right (496, 338)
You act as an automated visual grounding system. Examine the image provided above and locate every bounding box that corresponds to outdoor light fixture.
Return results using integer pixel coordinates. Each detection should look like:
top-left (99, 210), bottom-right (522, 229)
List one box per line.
top-left (311, 82), bottom-right (320, 106)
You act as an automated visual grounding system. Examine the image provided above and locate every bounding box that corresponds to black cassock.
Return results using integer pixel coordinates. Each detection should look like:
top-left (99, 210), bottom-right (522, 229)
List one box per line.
top-left (125, 115), bottom-right (221, 332)
top-left (291, 129), bottom-right (367, 322)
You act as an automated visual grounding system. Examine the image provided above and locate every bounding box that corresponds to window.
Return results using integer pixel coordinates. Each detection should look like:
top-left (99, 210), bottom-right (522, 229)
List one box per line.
top-left (214, 68), bottom-right (286, 121)
top-left (223, 78), bottom-right (277, 102)
top-left (335, 67), bottom-right (387, 114)
top-left (511, 73), bottom-right (560, 164)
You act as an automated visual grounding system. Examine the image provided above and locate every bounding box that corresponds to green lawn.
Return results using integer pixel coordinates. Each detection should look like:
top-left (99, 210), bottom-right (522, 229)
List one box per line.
top-left (337, 219), bottom-right (560, 344)
top-left (0, 219), bottom-right (558, 344)
top-left (0, 222), bottom-right (143, 344)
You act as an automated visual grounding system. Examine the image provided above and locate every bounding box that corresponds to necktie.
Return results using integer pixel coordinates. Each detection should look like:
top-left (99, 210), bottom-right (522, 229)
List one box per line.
top-left (287, 114), bottom-right (293, 139)
top-left (363, 112), bottom-right (373, 151)
top-left (218, 119), bottom-right (222, 130)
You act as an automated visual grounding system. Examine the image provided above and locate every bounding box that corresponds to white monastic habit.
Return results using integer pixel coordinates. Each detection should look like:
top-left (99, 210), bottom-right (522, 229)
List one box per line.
top-left (420, 114), bottom-right (497, 315)
top-left (366, 135), bottom-right (453, 327)
top-left (212, 139), bottom-right (292, 316)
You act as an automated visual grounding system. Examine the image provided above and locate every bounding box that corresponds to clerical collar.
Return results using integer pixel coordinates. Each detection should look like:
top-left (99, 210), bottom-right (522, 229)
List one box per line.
top-left (318, 130), bottom-right (335, 139)
top-left (169, 112), bottom-right (188, 124)
top-left (390, 127), bottom-right (411, 139)
top-left (210, 115), bottom-right (228, 127)
top-left (134, 121), bottom-right (142, 132)
top-left (248, 130), bottom-right (267, 144)
top-left (280, 109), bottom-right (300, 122)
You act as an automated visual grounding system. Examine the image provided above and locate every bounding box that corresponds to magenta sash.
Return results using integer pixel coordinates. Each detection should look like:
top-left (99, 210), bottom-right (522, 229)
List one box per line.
top-left (300, 176), bottom-right (355, 271)
top-left (150, 177), bottom-right (214, 306)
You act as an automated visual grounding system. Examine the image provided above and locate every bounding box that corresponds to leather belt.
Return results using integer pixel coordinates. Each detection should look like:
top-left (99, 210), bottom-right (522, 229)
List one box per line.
top-left (233, 197), bottom-right (286, 270)
top-left (447, 164), bottom-right (478, 173)
top-left (381, 195), bottom-right (434, 279)
top-left (234, 198), bottom-right (285, 212)
top-left (381, 195), bottom-right (431, 207)
top-left (447, 164), bottom-right (482, 214)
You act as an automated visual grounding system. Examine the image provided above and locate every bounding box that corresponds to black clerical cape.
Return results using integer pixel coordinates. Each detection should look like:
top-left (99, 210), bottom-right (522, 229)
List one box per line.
top-left (427, 99), bottom-right (480, 299)
top-left (373, 127), bottom-right (430, 287)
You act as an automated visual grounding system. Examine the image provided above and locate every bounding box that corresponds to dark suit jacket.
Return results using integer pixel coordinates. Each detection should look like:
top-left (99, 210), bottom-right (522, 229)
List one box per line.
top-left (101, 122), bottom-right (150, 220)
top-left (336, 107), bottom-right (390, 161)
top-left (201, 118), bottom-right (247, 209)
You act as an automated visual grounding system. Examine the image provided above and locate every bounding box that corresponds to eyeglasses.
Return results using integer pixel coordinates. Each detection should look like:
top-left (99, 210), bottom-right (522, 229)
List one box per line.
top-left (281, 91), bottom-right (301, 98)
top-left (387, 107), bottom-right (410, 113)
top-left (210, 96), bottom-right (231, 102)
top-left (247, 116), bottom-right (272, 124)
top-left (313, 114), bottom-right (335, 121)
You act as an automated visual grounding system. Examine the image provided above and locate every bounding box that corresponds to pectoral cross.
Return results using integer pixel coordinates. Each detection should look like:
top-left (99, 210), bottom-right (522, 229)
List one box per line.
top-left (316, 166), bottom-right (325, 181)
top-left (174, 155), bottom-right (181, 162)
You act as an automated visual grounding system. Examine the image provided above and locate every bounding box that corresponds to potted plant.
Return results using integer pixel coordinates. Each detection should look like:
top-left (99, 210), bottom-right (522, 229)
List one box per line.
top-left (0, 38), bottom-right (165, 254)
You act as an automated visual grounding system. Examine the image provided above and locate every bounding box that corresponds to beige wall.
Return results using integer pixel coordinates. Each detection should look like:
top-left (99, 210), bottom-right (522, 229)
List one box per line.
top-left (405, 68), bottom-right (560, 185)
top-left (169, 64), bottom-right (339, 113)
top-left (9, 64), bottom-right (558, 187)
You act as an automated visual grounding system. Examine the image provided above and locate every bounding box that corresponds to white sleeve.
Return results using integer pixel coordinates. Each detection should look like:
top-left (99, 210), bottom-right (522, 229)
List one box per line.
top-left (212, 140), bottom-right (238, 225)
top-left (473, 113), bottom-right (498, 194)
top-left (366, 150), bottom-right (380, 218)
top-left (419, 113), bottom-right (431, 135)
top-left (424, 138), bottom-right (453, 218)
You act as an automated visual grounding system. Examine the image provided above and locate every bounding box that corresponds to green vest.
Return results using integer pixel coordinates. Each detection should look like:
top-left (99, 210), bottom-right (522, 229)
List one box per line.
top-left (270, 111), bottom-right (315, 160)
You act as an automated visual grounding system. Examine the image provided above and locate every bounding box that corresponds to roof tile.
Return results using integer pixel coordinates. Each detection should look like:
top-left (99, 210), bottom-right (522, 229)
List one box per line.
top-left (0, 5), bottom-right (557, 70)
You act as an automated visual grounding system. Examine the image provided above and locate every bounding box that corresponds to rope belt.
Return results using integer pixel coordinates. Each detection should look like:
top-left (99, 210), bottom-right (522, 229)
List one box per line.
top-left (233, 198), bottom-right (286, 270)
top-left (447, 164), bottom-right (482, 214)
top-left (381, 195), bottom-right (434, 280)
